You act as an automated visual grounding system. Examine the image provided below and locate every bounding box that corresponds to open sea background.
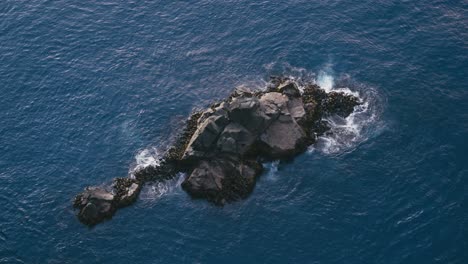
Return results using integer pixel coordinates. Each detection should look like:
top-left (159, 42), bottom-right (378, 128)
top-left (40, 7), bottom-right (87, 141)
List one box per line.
top-left (1, 0), bottom-right (467, 263)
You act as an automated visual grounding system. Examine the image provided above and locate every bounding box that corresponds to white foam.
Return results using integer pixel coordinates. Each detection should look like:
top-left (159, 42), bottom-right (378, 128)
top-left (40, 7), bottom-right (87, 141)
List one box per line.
top-left (264, 160), bottom-right (280, 181)
top-left (130, 147), bottom-right (161, 178)
top-left (128, 147), bottom-right (187, 201)
top-left (139, 173), bottom-right (186, 201)
top-left (257, 65), bottom-right (381, 155)
top-left (308, 70), bottom-right (382, 155)
top-left (317, 70), bottom-right (335, 92)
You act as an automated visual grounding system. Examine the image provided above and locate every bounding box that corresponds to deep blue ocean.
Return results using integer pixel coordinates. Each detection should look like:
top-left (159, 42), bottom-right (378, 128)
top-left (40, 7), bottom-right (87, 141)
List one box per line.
top-left (1, 1), bottom-right (467, 263)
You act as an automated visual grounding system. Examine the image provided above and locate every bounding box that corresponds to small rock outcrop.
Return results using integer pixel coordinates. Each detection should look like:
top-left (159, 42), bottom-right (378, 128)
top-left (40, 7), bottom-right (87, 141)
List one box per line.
top-left (74, 187), bottom-right (115, 226)
top-left (73, 77), bottom-right (360, 226)
top-left (181, 156), bottom-right (262, 204)
top-left (73, 178), bottom-right (141, 225)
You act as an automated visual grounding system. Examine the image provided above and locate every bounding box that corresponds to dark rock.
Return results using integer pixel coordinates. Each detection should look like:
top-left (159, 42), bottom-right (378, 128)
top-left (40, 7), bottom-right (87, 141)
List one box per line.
top-left (74, 187), bottom-right (115, 226)
top-left (287, 97), bottom-right (306, 122)
top-left (267, 76), bottom-right (291, 92)
top-left (183, 113), bottom-right (229, 160)
top-left (73, 177), bottom-right (144, 226)
top-left (278, 82), bottom-right (301, 97)
top-left (181, 156), bottom-right (263, 204)
top-left (259, 92), bottom-right (289, 113)
top-left (198, 102), bottom-right (229, 126)
top-left (256, 92), bottom-right (308, 157)
top-left (133, 160), bottom-right (177, 182)
top-left (324, 92), bottom-right (359, 117)
top-left (113, 177), bottom-right (142, 207)
top-left (259, 114), bottom-right (307, 158)
top-left (74, 77), bottom-right (361, 226)
top-left (165, 111), bottom-right (202, 163)
top-left (217, 123), bottom-right (255, 155)
top-left (229, 96), bottom-right (272, 134)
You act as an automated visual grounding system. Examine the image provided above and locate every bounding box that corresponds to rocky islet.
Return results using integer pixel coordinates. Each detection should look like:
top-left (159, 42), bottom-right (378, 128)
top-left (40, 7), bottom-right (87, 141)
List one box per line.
top-left (73, 77), bottom-right (360, 226)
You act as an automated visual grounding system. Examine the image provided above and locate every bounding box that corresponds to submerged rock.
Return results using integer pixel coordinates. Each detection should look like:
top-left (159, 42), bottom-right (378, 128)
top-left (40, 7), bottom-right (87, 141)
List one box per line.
top-left (73, 77), bottom-right (360, 226)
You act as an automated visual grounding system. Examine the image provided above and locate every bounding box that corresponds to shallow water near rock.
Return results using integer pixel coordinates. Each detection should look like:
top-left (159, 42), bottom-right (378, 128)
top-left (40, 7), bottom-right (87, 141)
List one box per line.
top-left (1, 1), bottom-right (467, 263)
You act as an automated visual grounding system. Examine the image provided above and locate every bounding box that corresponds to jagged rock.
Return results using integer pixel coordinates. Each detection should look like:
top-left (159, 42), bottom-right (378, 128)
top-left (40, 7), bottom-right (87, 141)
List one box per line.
top-left (73, 178), bottom-right (143, 226)
top-left (287, 97), bottom-right (306, 122)
top-left (74, 77), bottom-right (361, 226)
top-left (278, 82), bottom-right (301, 97)
top-left (165, 111), bottom-right (202, 163)
top-left (259, 114), bottom-right (307, 158)
top-left (228, 96), bottom-right (271, 134)
top-left (181, 156), bottom-right (263, 204)
top-left (133, 160), bottom-right (178, 182)
top-left (120, 183), bottom-right (140, 206)
top-left (198, 102), bottom-right (229, 125)
top-left (229, 95), bottom-right (259, 113)
top-left (233, 85), bottom-right (253, 96)
top-left (113, 178), bottom-right (142, 207)
top-left (259, 92), bottom-right (289, 116)
top-left (217, 123), bottom-right (255, 155)
top-left (74, 187), bottom-right (115, 226)
top-left (255, 92), bottom-right (308, 157)
top-left (183, 113), bottom-right (229, 160)
top-left (267, 76), bottom-right (290, 92)
top-left (324, 92), bottom-right (359, 117)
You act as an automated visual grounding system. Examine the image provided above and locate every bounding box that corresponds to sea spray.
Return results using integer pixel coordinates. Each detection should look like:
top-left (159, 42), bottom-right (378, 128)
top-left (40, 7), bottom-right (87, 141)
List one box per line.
top-left (139, 173), bottom-right (186, 201)
top-left (310, 71), bottom-right (382, 154)
top-left (264, 160), bottom-right (280, 182)
top-left (130, 147), bottom-right (161, 178)
top-left (317, 70), bottom-right (335, 92)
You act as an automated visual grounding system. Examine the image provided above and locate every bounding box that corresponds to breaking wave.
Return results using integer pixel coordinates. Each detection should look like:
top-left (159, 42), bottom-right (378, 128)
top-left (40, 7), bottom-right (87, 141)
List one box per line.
top-left (262, 62), bottom-right (384, 155)
top-left (130, 65), bottom-right (384, 191)
top-left (139, 173), bottom-right (186, 201)
top-left (317, 70), bottom-right (335, 92)
top-left (311, 71), bottom-right (384, 155)
top-left (130, 147), bottom-right (161, 177)
top-left (264, 160), bottom-right (280, 181)
top-left (130, 147), bottom-right (186, 200)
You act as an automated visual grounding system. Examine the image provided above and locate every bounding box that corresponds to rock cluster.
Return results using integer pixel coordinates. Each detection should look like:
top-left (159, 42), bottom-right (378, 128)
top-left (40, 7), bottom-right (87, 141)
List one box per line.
top-left (73, 178), bottom-right (141, 226)
top-left (73, 77), bottom-right (359, 226)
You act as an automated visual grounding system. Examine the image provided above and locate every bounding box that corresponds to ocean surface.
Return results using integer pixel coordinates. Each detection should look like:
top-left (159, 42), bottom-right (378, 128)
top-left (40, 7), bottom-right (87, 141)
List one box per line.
top-left (1, 1), bottom-right (467, 263)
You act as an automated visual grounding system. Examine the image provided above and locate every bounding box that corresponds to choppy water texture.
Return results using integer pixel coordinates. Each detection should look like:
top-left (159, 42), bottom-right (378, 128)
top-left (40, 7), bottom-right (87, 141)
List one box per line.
top-left (1, 1), bottom-right (467, 263)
